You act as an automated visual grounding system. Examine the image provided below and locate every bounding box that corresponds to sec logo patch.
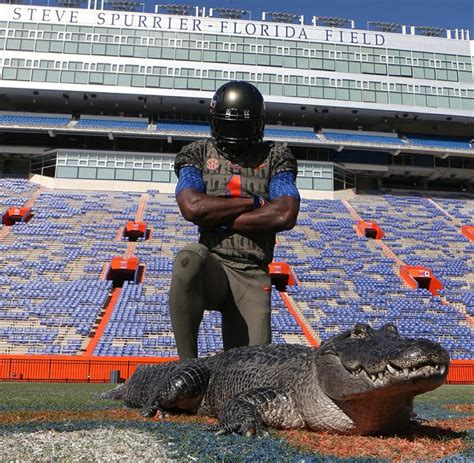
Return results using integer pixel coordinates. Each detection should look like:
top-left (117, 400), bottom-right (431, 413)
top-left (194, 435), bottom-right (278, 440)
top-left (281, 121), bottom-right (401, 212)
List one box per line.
top-left (206, 158), bottom-right (220, 170)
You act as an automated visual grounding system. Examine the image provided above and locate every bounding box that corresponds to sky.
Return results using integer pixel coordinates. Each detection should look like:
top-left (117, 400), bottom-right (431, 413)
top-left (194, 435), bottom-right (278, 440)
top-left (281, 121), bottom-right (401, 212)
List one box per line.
top-left (149, 0), bottom-right (474, 34)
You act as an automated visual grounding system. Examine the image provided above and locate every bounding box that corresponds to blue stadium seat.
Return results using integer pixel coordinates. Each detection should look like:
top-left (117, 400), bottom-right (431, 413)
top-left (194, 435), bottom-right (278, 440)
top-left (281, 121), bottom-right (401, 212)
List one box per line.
top-left (76, 118), bottom-right (148, 130)
top-left (0, 114), bottom-right (70, 127)
top-left (323, 131), bottom-right (405, 145)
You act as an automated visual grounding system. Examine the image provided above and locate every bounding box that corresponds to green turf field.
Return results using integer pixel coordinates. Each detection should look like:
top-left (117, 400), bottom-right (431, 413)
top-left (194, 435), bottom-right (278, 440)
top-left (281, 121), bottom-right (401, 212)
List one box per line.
top-left (0, 382), bottom-right (472, 462)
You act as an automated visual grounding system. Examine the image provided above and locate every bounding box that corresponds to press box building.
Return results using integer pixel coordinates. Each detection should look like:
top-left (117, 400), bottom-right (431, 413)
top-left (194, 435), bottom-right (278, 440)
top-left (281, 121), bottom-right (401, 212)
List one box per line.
top-left (0, 2), bottom-right (472, 194)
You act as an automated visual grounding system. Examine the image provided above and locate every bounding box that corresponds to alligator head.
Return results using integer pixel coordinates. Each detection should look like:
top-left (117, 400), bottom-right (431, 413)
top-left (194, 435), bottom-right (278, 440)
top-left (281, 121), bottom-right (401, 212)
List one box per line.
top-left (309, 323), bottom-right (450, 434)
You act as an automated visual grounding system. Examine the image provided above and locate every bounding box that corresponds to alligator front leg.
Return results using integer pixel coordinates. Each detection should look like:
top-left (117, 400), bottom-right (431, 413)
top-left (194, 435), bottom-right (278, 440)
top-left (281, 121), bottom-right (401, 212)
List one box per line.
top-left (212, 387), bottom-right (304, 437)
top-left (140, 364), bottom-right (209, 418)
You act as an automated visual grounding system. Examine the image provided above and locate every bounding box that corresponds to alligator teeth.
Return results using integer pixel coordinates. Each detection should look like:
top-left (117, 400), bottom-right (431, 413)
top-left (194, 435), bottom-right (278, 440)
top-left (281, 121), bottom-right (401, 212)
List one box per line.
top-left (435, 364), bottom-right (439, 370)
top-left (440, 365), bottom-right (446, 375)
top-left (370, 374), bottom-right (377, 381)
top-left (403, 368), bottom-right (409, 378)
top-left (386, 364), bottom-right (397, 375)
top-left (378, 372), bottom-right (384, 380)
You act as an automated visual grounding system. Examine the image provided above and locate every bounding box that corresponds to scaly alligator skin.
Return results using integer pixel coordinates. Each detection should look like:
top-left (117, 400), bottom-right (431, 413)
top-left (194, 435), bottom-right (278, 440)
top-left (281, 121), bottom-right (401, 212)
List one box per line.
top-left (101, 323), bottom-right (450, 436)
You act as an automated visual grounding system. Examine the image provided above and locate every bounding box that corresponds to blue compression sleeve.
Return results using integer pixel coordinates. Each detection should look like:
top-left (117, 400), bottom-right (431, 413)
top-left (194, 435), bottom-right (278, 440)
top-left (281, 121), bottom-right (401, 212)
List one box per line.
top-left (269, 171), bottom-right (300, 201)
top-left (175, 166), bottom-right (206, 197)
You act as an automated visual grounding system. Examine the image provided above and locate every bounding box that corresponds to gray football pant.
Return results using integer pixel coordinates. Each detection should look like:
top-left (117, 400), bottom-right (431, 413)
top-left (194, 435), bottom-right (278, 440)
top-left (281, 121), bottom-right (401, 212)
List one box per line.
top-left (169, 243), bottom-right (272, 359)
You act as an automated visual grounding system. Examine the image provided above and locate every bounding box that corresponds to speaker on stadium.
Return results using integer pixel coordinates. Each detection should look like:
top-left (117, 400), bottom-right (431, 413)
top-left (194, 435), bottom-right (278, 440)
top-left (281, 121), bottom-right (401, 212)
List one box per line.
top-left (210, 81), bottom-right (265, 160)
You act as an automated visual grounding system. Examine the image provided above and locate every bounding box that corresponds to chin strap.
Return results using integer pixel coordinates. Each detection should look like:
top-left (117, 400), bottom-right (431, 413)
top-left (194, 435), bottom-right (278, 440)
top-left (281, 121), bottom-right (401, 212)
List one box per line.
top-left (214, 139), bottom-right (259, 162)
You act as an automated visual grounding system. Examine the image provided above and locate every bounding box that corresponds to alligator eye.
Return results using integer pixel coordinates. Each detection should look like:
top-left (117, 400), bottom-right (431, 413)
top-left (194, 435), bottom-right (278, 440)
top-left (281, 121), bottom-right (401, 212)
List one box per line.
top-left (382, 323), bottom-right (399, 336)
top-left (351, 324), bottom-right (370, 338)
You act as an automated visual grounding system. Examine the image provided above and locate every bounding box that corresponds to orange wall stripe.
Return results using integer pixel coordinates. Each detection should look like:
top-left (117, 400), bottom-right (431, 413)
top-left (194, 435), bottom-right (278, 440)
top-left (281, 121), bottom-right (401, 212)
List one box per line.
top-left (280, 291), bottom-right (320, 347)
top-left (83, 288), bottom-right (121, 356)
top-left (0, 357), bottom-right (470, 383)
top-left (135, 193), bottom-right (148, 222)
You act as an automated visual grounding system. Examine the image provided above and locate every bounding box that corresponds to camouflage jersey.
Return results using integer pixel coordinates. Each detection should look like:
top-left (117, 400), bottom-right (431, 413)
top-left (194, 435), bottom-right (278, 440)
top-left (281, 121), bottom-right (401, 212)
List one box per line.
top-left (174, 139), bottom-right (298, 268)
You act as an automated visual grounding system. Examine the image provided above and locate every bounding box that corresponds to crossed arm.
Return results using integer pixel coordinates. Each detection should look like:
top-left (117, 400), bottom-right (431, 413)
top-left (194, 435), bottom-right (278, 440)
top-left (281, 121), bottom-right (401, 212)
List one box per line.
top-left (176, 168), bottom-right (300, 233)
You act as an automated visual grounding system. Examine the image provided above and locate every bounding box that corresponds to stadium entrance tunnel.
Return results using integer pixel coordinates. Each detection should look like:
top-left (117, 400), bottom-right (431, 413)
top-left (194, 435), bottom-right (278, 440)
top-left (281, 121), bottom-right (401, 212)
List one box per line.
top-left (356, 220), bottom-right (384, 239)
top-left (2, 207), bottom-right (33, 226)
top-left (122, 221), bottom-right (150, 242)
top-left (269, 261), bottom-right (296, 291)
top-left (399, 265), bottom-right (443, 296)
top-left (106, 256), bottom-right (144, 287)
top-left (461, 225), bottom-right (474, 242)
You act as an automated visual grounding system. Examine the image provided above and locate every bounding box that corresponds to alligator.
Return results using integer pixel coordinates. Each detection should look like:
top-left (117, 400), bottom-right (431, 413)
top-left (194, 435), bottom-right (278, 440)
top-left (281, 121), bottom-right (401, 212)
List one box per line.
top-left (101, 323), bottom-right (449, 436)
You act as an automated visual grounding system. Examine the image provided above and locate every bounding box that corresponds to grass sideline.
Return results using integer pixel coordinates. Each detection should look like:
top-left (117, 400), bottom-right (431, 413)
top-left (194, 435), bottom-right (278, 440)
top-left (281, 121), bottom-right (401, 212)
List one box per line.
top-left (0, 382), bottom-right (472, 462)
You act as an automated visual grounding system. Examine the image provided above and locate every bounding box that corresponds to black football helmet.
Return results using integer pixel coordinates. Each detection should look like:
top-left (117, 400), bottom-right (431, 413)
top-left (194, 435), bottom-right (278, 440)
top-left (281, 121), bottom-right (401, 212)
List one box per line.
top-left (210, 81), bottom-right (265, 160)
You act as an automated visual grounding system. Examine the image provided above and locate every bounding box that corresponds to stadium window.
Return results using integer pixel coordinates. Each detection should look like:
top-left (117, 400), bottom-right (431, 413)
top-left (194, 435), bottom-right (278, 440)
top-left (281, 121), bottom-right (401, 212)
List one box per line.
top-left (329, 50), bottom-right (342, 59)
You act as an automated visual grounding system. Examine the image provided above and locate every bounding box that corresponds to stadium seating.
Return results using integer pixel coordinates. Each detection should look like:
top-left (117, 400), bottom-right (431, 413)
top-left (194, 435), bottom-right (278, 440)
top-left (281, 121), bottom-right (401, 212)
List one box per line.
top-left (76, 118), bottom-right (149, 130)
top-left (0, 114), bottom-right (70, 127)
top-left (0, 181), bottom-right (471, 359)
top-left (402, 134), bottom-right (474, 150)
top-left (154, 121), bottom-right (320, 142)
top-left (155, 121), bottom-right (210, 135)
top-left (0, 113), bottom-right (471, 153)
top-left (323, 131), bottom-right (405, 145)
top-left (265, 127), bottom-right (319, 141)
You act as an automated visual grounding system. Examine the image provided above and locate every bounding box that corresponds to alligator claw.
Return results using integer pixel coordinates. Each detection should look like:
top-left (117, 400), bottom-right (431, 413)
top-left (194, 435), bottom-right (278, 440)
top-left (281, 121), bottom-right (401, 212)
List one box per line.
top-left (139, 402), bottom-right (164, 419)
